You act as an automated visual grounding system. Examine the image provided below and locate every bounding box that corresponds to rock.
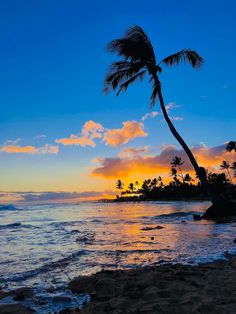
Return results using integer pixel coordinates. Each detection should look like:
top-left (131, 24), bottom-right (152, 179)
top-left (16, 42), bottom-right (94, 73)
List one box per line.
top-left (0, 304), bottom-right (34, 314)
top-left (141, 225), bottom-right (164, 231)
top-left (233, 238), bottom-right (236, 244)
top-left (13, 294), bottom-right (25, 301)
top-left (193, 214), bottom-right (201, 220)
top-left (201, 201), bottom-right (236, 219)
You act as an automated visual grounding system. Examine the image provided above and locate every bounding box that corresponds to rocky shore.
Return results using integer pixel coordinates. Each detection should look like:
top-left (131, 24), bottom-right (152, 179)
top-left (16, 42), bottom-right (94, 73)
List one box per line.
top-left (1, 257), bottom-right (236, 313)
top-left (68, 256), bottom-right (236, 314)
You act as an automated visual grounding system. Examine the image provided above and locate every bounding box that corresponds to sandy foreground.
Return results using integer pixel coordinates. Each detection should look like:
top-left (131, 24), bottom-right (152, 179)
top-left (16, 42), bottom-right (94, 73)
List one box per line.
top-left (0, 257), bottom-right (236, 314)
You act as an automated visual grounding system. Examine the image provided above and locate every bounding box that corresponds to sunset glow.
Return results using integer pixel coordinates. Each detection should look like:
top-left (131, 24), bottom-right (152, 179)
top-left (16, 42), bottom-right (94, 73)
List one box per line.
top-left (0, 0), bottom-right (235, 203)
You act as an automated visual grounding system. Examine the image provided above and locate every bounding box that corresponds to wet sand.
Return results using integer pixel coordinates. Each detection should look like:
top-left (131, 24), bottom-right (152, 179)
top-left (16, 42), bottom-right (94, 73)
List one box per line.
top-left (0, 257), bottom-right (236, 313)
top-left (68, 256), bottom-right (236, 314)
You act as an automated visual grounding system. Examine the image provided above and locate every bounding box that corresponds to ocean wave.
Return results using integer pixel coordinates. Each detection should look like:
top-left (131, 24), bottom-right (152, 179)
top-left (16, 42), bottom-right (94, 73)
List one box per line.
top-left (153, 211), bottom-right (197, 220)
top-left (0, 222), bottom-right (37, 230)
top-left (0, 222), bottom-right (22, 229)
top-left (0, 204), bottom-right (21, 211)
top-left (0, 250), bottom-right (87, 283)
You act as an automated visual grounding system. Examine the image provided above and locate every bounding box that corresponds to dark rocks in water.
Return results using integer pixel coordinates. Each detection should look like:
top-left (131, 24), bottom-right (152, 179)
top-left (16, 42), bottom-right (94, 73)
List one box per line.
top-left (13, 294), bottom-right (25, 301)
top-left (193, 214), bottom-right (201, 221)
top-left (0, 304), bottom-right (34, 314)
top-left (201, 201), bottom-right (236, 220)
top-left (141, 225), bottom-right (164, 231)
top-left (192, 201), bottom-right (236, 220)
top-left (233, 238), bottom-right (236, 244)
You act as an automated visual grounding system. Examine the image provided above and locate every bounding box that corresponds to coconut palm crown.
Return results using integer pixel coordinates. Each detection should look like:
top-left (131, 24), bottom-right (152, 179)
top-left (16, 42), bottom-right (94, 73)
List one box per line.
top-left (104, 25), bottom-right (203, 106)
top-left (104, 25), bottom-right (221, 204)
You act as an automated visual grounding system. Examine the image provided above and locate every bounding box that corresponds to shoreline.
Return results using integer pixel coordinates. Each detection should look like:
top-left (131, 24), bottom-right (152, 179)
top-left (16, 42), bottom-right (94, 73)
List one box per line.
top-left (68, 256), bottom-right (236, 314)
top-left (0, 256), bottom-right (236, 313)
top-left (99, 197), bottom-right (211, 203)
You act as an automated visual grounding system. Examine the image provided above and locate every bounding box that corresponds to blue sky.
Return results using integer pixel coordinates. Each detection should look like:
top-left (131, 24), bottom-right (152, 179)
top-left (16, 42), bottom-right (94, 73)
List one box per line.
top-left (0, 0), bottom-right (235, 200)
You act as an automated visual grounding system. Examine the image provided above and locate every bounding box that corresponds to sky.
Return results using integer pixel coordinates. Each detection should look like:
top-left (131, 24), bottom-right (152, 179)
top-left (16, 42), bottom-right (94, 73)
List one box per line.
top-left (0, 0), bottom-right (235, 203)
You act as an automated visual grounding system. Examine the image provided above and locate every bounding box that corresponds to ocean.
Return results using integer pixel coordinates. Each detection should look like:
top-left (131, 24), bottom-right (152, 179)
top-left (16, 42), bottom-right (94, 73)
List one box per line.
top-left (0, 201), bottom-right (235, 313)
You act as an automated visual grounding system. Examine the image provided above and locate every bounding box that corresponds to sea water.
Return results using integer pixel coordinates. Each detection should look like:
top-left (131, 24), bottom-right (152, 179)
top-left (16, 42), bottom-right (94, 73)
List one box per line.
top-left (0, 201), bottom-right (236, 312)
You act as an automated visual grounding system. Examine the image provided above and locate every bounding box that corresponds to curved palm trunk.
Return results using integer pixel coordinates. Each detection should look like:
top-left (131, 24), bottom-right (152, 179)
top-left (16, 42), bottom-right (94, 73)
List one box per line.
top-left (153, 75), bottom-right (220, 204)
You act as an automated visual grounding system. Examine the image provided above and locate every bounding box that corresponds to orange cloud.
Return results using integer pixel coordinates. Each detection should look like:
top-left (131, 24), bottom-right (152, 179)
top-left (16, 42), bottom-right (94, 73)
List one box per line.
top-left (0, 144), bottom-right (59, 154)
top-left (92, 144), bottom-right (236, 179)
top-left (103, 121), bottom-right (148, 147)
top-left (56, 120), bottom-right (104, 147)
top-left (56, 135), bottom-right (96, 147)
top-left (82, 120), bottom-right (104, 139)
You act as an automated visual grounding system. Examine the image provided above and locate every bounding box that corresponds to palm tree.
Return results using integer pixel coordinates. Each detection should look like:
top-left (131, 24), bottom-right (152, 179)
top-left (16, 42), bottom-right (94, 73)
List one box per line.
top-left (183, 173), bottom-right (193, 183)
top-left (226, 141), bottom-right (236, 152)
top-left (116, 179), bottom-right (124, 196)
top-left (171, 156), bottom-right (184, 183)
top-left (230, 162), bottom-right (236, 178)
top-left (104, 25), bottom-right (218, 205)
top-left (134, 180), bottom-right (139, 192)
top-left (151, 178), bottom-right (158, 189)
top-left (158, 176), bottom-right (164, 188)
top-left (170, 167), bottom-right (181, 186)
top-left (128, 182), bottom-right (134, 193)
top-left (220, 161), bottom-right (233, 183)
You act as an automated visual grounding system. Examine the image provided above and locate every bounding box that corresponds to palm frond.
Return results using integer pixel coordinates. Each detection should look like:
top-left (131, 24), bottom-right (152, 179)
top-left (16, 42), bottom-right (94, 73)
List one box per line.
top-left (117, 70), bottom-right (146, 95)
top-left (106, 25), bottom-right (156, 63)
top-left (160, 49), bottom-right (204, 68)
top-left (104, 61), bottom-right (144, 93)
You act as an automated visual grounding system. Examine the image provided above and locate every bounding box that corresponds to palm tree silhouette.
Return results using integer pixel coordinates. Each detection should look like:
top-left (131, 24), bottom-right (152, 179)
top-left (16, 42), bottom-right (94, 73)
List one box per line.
top-left (116, 179), bottom-right (124, 196)
top-left (104, 25), bottom-right (217, 204)
top-left (171, 156), bottom-right (184, 183)
top-left (183, 173), bottom-right (193, 183)
top-left (220, 161), bottom-right (232, 183)
top-left (230, 162), bottom-right (236, 178)
top-left (128, 182), bottom-right (134, 193)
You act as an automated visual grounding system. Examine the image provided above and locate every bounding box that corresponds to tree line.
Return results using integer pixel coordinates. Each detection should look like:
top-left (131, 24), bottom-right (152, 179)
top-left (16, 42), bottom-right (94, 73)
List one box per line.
top-left (115, 156), bottom-right (236, 201)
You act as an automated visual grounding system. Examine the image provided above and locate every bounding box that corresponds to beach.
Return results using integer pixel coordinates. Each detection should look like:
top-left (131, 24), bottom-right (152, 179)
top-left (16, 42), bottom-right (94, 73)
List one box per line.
top-left (68, 256), bottom-right (236, 314)
top-left (1, 256), bottom-right (236, 313)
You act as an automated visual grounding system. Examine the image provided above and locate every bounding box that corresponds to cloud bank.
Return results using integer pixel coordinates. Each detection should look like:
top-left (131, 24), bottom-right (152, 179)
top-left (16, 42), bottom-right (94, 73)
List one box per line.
top-left (0, 190), bottom-right (117, 203)
top-left (92, 144), bottom-right (235, 179)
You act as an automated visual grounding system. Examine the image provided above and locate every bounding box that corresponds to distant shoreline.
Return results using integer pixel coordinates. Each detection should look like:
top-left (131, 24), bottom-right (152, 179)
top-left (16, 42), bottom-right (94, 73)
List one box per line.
top-left (98, 196), bottom-right (211, 203)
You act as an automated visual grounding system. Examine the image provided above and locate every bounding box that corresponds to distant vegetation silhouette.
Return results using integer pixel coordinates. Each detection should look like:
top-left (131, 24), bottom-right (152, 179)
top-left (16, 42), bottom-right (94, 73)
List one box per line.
top-left (115, 158), bottom-right (236, 202)
top-left (104, 25), bottom-right (236, 218)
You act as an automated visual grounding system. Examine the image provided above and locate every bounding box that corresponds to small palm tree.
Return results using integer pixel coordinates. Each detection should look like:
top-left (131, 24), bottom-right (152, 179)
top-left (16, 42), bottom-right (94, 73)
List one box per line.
top-left (134, 181), bottom-right (140, 192)
top-left (128, 182), bottom-right (134, 193)
top-left (183, 173), bottom-right (193, 183)
top-left (230, 162), bottom-right (236, 178)
top-left (116, 179), bottom-right (124, 196)
top-left (220, 161), bottom-right (232, 183)
top-left (151, 178), bottom-right (158, 189)
top-left (104, 25), bottom-right (217, 204)
top-left (158, 176), bottom-right (164, 188)
top-left (171, 156), bottom-right (184, 183)
top-left (170, 167), bottom-right (181, 185)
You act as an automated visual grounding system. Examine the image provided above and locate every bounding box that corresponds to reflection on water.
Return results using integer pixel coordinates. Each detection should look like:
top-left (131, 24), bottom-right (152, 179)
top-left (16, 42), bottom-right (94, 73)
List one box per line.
top-left (0, 201), bottom-right (236, 291)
